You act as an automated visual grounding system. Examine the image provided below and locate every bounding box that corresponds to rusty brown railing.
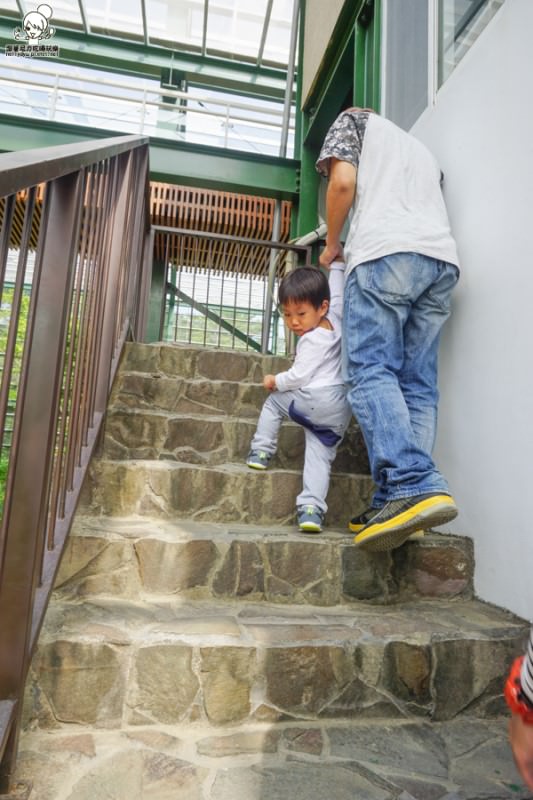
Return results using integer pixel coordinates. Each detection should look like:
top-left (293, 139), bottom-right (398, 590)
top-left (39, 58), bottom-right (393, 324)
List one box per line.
top-left (0, 135), bottom-right (151, 793)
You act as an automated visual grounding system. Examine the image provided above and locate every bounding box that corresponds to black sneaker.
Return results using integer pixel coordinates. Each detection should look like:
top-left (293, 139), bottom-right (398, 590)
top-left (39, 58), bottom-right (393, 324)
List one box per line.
top-left (353, 493), bottom-right (457, 551)
top-left (349, 507), bottom-right (379, 533)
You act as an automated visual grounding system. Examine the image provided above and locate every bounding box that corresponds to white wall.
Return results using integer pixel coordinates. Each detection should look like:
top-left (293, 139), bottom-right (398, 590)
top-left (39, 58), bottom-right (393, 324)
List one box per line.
top-left (412, 0), bottom-right (533, 620)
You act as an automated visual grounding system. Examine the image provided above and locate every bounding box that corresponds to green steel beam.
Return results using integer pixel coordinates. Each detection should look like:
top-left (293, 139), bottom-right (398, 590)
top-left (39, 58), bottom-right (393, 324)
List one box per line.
top-left (0, 16), bottom-right (292, 102)
top-left (0, 114), bottom-right (299, 198)
top-left (149, 141), bottom-right (298, 198)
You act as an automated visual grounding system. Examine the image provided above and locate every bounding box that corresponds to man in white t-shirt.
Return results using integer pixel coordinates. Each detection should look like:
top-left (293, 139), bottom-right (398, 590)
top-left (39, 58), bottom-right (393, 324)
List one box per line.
top-left (246, 263), bottom-right (351, 533)
top-left (316, 108), bottom-right (460, 551)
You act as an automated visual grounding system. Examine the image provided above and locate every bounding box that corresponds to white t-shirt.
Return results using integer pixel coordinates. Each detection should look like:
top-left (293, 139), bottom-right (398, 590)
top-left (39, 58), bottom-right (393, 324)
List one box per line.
top-left (275, 262), bottom-right (345, 392)
top-left (316, 111), bottom-right (460, 278)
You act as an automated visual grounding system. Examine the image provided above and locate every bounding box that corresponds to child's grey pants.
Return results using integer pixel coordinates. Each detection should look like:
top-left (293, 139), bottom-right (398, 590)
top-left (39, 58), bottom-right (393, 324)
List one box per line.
top-left (250, 384), bottom-right (351, 513)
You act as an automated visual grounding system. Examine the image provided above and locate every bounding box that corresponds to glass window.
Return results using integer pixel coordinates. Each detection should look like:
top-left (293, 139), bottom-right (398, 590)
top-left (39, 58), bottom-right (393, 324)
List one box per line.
top-left (438, 0), bottom-right (505, 86)
top-left (383, 0), bottom-right (429, 131)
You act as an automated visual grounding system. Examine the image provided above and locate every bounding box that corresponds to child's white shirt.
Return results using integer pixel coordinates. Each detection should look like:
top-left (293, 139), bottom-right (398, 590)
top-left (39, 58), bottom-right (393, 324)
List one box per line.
top-left (274, 262), bottom-right (345, 393)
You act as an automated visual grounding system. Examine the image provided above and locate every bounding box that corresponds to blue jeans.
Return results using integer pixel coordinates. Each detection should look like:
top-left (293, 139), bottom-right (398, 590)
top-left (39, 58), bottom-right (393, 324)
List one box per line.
top-left (343, 253), bottom-right (459, 506)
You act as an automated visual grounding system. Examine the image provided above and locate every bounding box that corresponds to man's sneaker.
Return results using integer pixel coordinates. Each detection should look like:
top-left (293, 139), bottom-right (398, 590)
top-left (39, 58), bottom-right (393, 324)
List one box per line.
top-left (349, 507), bottom-right (379, 533)
top-left (246, 450), bottom-right (271, 470)
top-left (350, 507), bottom-right (424, 541)
top-left (354, 493), bottom-right (458, 551)
top-left (297, 505), bottom-right (324, 533)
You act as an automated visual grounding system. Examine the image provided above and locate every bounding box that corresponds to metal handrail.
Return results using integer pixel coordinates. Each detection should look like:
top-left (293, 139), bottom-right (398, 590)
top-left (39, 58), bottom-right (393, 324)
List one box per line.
top-left (0, 135), bottom-right (148, 197)
top-left (0, 63), bottom-right (296, 156)
top-left (0, 134), bottom-right (152, 794)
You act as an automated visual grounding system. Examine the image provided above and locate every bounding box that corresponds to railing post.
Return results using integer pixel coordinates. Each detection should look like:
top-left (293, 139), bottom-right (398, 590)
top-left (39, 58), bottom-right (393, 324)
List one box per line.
top-left (123, 148), bottom-right (151, 341)
top-left (260, 201), bottom-right (281, 354)
top-left (0, 171), bottom-right (83, 792)
top-left (136, 227), bottom-right (154, 342)
top-left (94, 150), bottom-right (134, 413)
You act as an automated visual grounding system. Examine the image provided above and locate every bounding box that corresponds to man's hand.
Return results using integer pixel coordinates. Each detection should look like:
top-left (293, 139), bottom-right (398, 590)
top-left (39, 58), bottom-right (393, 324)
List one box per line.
top-left (263, 374), bottom-right (277, 391)
top-left (509, 713), bottom-right (533, 790)
top-left (319, 242), bottom-right (344, 267)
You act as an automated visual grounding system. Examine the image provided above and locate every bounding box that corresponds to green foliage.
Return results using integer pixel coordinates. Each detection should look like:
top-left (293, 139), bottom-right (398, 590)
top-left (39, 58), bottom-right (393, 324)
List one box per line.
top-left (0, 285), bottom-right (31, 512)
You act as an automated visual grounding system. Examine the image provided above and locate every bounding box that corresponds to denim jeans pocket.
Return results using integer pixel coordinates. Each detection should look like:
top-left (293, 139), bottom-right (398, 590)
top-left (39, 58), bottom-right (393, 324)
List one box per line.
top-left (358, 254), bottom-right (421, 301)
top-left (425, 263), bottom-right (459, 312)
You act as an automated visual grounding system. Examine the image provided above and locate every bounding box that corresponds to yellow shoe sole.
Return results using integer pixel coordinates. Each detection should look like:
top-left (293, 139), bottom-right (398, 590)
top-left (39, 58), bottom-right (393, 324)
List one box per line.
top-left (349, 519), bottom-right (423, 539)
top-left (354, 495), bottom-right (458, 552)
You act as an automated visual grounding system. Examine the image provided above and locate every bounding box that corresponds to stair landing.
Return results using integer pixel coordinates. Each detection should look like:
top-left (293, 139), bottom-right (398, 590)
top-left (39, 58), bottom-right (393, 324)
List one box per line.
top-left (15, 717), bottom-right (530, 800)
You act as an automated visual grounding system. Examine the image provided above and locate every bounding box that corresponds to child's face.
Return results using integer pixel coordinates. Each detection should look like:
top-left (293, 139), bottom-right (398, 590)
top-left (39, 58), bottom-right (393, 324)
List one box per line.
top-left (281, 298), bottom-right (328, 336)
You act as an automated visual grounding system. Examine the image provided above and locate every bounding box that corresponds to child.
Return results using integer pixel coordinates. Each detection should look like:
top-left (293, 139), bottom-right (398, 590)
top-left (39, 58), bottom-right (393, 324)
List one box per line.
top-left (246, 262), bottom-right (351, 533)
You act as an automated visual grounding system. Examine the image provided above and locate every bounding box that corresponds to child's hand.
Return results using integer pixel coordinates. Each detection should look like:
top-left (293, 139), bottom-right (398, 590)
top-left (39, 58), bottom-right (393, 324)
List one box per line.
top-left (263, 374), bottom-right (277, 391)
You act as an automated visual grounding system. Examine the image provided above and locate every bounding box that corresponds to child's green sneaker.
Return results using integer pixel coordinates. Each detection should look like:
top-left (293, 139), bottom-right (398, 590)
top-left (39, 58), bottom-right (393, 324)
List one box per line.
top-left (297, 505), bottom-right (324, 533)
top-left (246, 450), bottom-right (271, 470)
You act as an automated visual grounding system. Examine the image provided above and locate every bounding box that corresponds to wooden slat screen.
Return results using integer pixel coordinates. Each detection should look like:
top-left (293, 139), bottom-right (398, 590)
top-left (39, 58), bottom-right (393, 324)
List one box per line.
top-left (0, 181), bottom-right (293, 279)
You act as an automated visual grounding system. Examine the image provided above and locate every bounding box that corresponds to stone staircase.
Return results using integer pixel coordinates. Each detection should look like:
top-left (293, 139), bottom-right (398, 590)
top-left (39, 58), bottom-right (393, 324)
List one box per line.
top-left (16, 343), bottom-right (530, 800)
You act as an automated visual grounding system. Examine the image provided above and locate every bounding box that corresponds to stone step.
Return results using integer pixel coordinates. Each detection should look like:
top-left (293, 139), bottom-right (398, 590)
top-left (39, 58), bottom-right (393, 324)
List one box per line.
top-left (111, 372), bottom-right (269, 418)
top-left (102, 408), bottom-right (369, 473)
top-left (15, 717), bottom-right (529, 800)
top-left (24, 594), bottom-right (527, 733)
top-left (54, 516), bottom-right (475, 605)
top-left (120, 341), bottom-right (291, 383)
top-left (80, 460), bottom-right (376, 525)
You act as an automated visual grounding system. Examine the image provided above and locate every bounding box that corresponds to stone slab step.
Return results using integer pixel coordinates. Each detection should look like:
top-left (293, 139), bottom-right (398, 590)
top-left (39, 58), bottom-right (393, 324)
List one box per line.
top-left (24, 595), bottom-right (527, 732)
top-left (80, 460), bottom-right (376, 525)
top-left (120, 342), bottom-right (291, 383)
top-left (15, 718), bottom-right (530, 800)
top-left (111, 373), bottom-right (278, 417)
top-left (102, 408), bottom-right (369, 473)
top-left (56, 516), bottom-right (474, 605)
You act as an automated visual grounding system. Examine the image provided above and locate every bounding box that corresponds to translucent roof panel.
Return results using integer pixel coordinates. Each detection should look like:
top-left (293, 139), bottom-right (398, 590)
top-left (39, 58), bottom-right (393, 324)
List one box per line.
top-left (41, 0), bottom-right (85, 27)
top-left (0, 0), bottom-right (18, 13)
top-left (0, 0), bottom-right (298, 66)
top-left (205, 0), bottom-right (270, 60)
top-left (263, 0), bottom-right (295, 64)
top-left (85, 0), bottom-right (145, 37)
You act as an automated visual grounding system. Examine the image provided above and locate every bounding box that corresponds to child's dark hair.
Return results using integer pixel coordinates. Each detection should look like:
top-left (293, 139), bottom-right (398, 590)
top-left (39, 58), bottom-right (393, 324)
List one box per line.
top-left (278, 267), bottom-right (330, 309)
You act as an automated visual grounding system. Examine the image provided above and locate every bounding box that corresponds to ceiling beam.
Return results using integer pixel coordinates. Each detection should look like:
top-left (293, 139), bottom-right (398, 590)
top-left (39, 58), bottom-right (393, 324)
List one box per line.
top-left (0, 16), bottom-right (293, 101)
top-left (256, 0), bottom-right (273, 67)
top-left (139, 0), bottom-right (149, 47)
top-left (77, 0), bottom-right (90, 35)
top-left (201, 0), bottom-right (209, 57)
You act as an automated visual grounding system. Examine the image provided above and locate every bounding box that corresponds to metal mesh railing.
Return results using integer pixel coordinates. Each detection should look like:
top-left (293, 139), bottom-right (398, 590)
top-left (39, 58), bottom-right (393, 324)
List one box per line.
top-left (155, 228), bottom-right (312, 354)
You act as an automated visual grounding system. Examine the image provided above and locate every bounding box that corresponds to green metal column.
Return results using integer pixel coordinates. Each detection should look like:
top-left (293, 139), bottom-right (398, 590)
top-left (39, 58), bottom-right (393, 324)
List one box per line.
top-left (295, 138), bottom-right (321, 239)
top-left (294, 0), bottom-right (381, 239)
top-left (354, 0), bottom-right (381, 109)
top-left (146, 259), bottom-right (166, 343)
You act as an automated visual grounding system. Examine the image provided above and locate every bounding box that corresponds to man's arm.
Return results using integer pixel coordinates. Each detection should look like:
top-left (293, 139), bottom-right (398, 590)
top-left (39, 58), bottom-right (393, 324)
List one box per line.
top-left (319, 158), bottom-right (357, 267)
